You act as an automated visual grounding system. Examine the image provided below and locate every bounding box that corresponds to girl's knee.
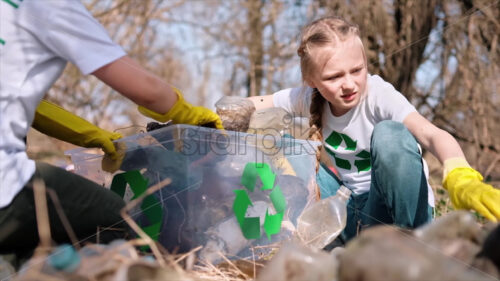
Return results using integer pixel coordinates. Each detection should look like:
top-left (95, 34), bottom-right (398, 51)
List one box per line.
top-left (372, 121), bottom-right (406, 143)
top-left (371, 121), bottom-right (417, 156)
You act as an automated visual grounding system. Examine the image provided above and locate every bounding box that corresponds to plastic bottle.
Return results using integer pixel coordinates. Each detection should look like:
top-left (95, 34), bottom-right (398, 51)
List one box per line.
top-left (296, 185), bottom-right (351, 249)
top-left (46, 244), bottom-right (81, 273)
top-left (199, 201), bottom-right (268, 264)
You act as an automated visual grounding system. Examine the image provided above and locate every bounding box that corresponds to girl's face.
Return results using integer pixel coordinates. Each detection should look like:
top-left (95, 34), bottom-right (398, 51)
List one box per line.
top-left (306, 36), bottom-right (367, 117)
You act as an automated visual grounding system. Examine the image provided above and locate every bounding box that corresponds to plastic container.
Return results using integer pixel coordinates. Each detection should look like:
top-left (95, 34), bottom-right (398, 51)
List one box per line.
top-left (296, 185), bottom-right (351, 249)
top-left (66, 125), bottom-right (320, 262)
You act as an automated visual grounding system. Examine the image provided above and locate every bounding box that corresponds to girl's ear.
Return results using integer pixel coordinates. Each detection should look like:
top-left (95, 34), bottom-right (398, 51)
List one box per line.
top-left (305, 78), bottom-right (316, 88)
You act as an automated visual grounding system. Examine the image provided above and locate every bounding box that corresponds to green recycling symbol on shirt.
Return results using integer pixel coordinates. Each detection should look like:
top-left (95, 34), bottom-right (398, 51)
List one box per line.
top-left (232, 162), bottom-right (287, 240)
top-left (325, 130), bottom-right (371, 172)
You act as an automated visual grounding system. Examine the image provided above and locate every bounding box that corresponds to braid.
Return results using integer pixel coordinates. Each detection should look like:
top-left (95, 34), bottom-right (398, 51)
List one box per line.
top-left (309, 88), bottom-right (326, 197)
top-left (308, 88), bottom-right (325, 142)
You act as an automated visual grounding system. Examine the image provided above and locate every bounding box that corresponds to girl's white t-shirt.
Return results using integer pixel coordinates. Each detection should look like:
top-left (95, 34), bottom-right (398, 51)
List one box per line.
top-left (273, 74), bottom-right (435, 207)
top-left (0, 0), bottom-right (126, 207)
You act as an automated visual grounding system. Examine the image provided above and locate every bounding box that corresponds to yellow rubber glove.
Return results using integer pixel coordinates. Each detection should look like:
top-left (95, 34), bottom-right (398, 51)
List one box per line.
top-left (101, 142), bottom-right (127, 173)
top-left (138, 87), bottom-right (223, 130)
top-left (442, 158), bottom-right (500, 222)
top-left (33, 100), bottom-right (123, 160)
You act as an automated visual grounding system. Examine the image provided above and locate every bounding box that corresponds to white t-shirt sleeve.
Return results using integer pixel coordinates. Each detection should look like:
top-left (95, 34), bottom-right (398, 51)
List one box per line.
top-left (367, 74), bottom-right (416, 122)
top-left (272, 86), bottom-right (313, 117)
top-left (20, 0), bottom-right (126, 75)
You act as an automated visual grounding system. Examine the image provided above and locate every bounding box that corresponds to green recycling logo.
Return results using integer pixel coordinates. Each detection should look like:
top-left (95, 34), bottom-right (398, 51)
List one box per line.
top-left (325, 130), bottom-right (371, 172)
top-left (232, 162), bottom-right (287, 240)
top-left (110, 171), bottom-right (163, 242)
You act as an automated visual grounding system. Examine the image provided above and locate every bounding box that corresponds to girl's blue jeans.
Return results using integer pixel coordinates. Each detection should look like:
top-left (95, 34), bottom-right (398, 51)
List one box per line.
top-left (317, 121), bottom-right (433, 242)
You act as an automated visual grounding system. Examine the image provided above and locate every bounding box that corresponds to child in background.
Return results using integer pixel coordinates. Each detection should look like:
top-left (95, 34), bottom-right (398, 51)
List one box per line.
top-left (249, 16), bottom-right (500, 241)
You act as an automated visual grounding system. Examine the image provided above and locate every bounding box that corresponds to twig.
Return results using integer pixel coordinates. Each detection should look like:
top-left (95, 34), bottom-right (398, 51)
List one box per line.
top-left (217, 252), bottom-right (251, 279)
top-left (33, 179), bottom-right (52, 251)
top-left (45, 188), bottom-right (80, 249)
top-left (112, 124), bottom-right (146, 134)
top-left (172, 194), bottom-right (187, 244)
top-left (251, 247), bottom-right (256, 280)
top-left (120, 177), bottom-right (172, 267)
top-left (484, 154), bottom-right (500, 179)
top-left (185, 250), bottom-right (196, 271)
top-left (200, 259), bottom-right (231, 281)
top-left (173, 245), bottom-right (202, 266)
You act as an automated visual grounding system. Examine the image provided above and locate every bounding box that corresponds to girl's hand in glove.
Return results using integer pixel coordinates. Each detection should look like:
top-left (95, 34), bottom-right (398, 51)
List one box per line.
top-left (443, 164), bottom-right (500, 222)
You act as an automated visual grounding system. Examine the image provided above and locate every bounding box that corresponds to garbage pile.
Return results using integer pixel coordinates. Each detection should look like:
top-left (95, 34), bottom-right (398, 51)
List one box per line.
top-left (5, 98), bottom-right (499, 280)
top-left (338, 211), bottom-right (500, 281)
top-left (5, 211), bottom-right (498, 281)
top-left (11, 241), bottom-right (197, 281)
top-left (252, 211), bottom-right (500, 281)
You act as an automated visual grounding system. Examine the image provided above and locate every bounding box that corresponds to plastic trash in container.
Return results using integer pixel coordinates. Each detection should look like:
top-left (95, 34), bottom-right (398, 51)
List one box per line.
top-left (66, 125), bottom-right (321, 261)
top-left (199, 201), bottom-right (268, 264)
top-left (296, 185), bottom-right (351, 249)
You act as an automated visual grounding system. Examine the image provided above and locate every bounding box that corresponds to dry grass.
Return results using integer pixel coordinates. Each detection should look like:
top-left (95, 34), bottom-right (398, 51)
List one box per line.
top-left (12, 177), bottom-right (260, 281)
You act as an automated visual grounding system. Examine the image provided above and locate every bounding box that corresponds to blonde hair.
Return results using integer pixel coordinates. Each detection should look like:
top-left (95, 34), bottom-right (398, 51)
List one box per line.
top-left (297, 16), bottom-right (361, 138)
top-left (297, 16), bottom-right (362, 174)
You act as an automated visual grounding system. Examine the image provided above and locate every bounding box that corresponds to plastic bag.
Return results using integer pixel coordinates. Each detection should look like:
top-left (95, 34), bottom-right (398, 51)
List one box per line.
top-left (215, 96), bottom-right (256, 132)
top-left (247, 107), bottom-right (291, 136)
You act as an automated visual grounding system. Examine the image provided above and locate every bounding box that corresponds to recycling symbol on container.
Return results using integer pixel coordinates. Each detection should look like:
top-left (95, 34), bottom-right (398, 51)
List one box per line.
top-left (232, 162), bottom-right (287, 240)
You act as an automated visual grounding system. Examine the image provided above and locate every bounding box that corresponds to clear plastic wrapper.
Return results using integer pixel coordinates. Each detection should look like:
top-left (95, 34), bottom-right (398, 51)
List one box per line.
top-left (215, 96), bottom-right (256, 132)
top-left (247, 107), bottom-right (291, 136)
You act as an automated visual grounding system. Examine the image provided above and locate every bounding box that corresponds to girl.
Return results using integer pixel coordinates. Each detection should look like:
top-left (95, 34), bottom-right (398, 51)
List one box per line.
top-left (249, 16), bottom-right (500, 241)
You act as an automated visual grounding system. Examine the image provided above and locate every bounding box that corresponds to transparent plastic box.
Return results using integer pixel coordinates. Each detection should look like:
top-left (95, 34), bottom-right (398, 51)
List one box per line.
top-left (66, 125), bottom-right (320, 262)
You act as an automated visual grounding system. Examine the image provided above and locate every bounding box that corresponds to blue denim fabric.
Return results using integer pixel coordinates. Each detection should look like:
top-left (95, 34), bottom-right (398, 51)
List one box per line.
top-left (317, 121), bottom-right (433, 242)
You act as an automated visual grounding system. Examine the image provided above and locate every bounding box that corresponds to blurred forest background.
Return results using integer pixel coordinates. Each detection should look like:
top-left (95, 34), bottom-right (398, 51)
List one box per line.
top-left (28, 0), bottom-right (499, 185)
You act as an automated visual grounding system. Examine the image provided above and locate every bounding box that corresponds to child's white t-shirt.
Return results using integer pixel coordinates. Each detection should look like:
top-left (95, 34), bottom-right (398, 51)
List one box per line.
top-left (273, 74), bottom-right (435, 207)
top-left (0, 0), bottom-right (126, 208)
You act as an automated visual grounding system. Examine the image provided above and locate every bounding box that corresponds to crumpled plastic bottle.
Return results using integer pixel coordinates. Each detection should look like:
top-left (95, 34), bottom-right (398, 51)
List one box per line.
top-left (199, 201), bottom-right (268, 264)
top-left (296, 185), bottom-right (351, 249)
top-left (46, 244), bottom-right (81, 273)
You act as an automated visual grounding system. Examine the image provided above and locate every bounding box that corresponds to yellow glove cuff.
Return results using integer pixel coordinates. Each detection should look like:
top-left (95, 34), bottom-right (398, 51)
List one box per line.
top-left (34, 100), bottom-right (122, 152)
top-left (138, 87), bottom-right (189, 123)
top-left (442, 157), bottom-right (471, 184)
